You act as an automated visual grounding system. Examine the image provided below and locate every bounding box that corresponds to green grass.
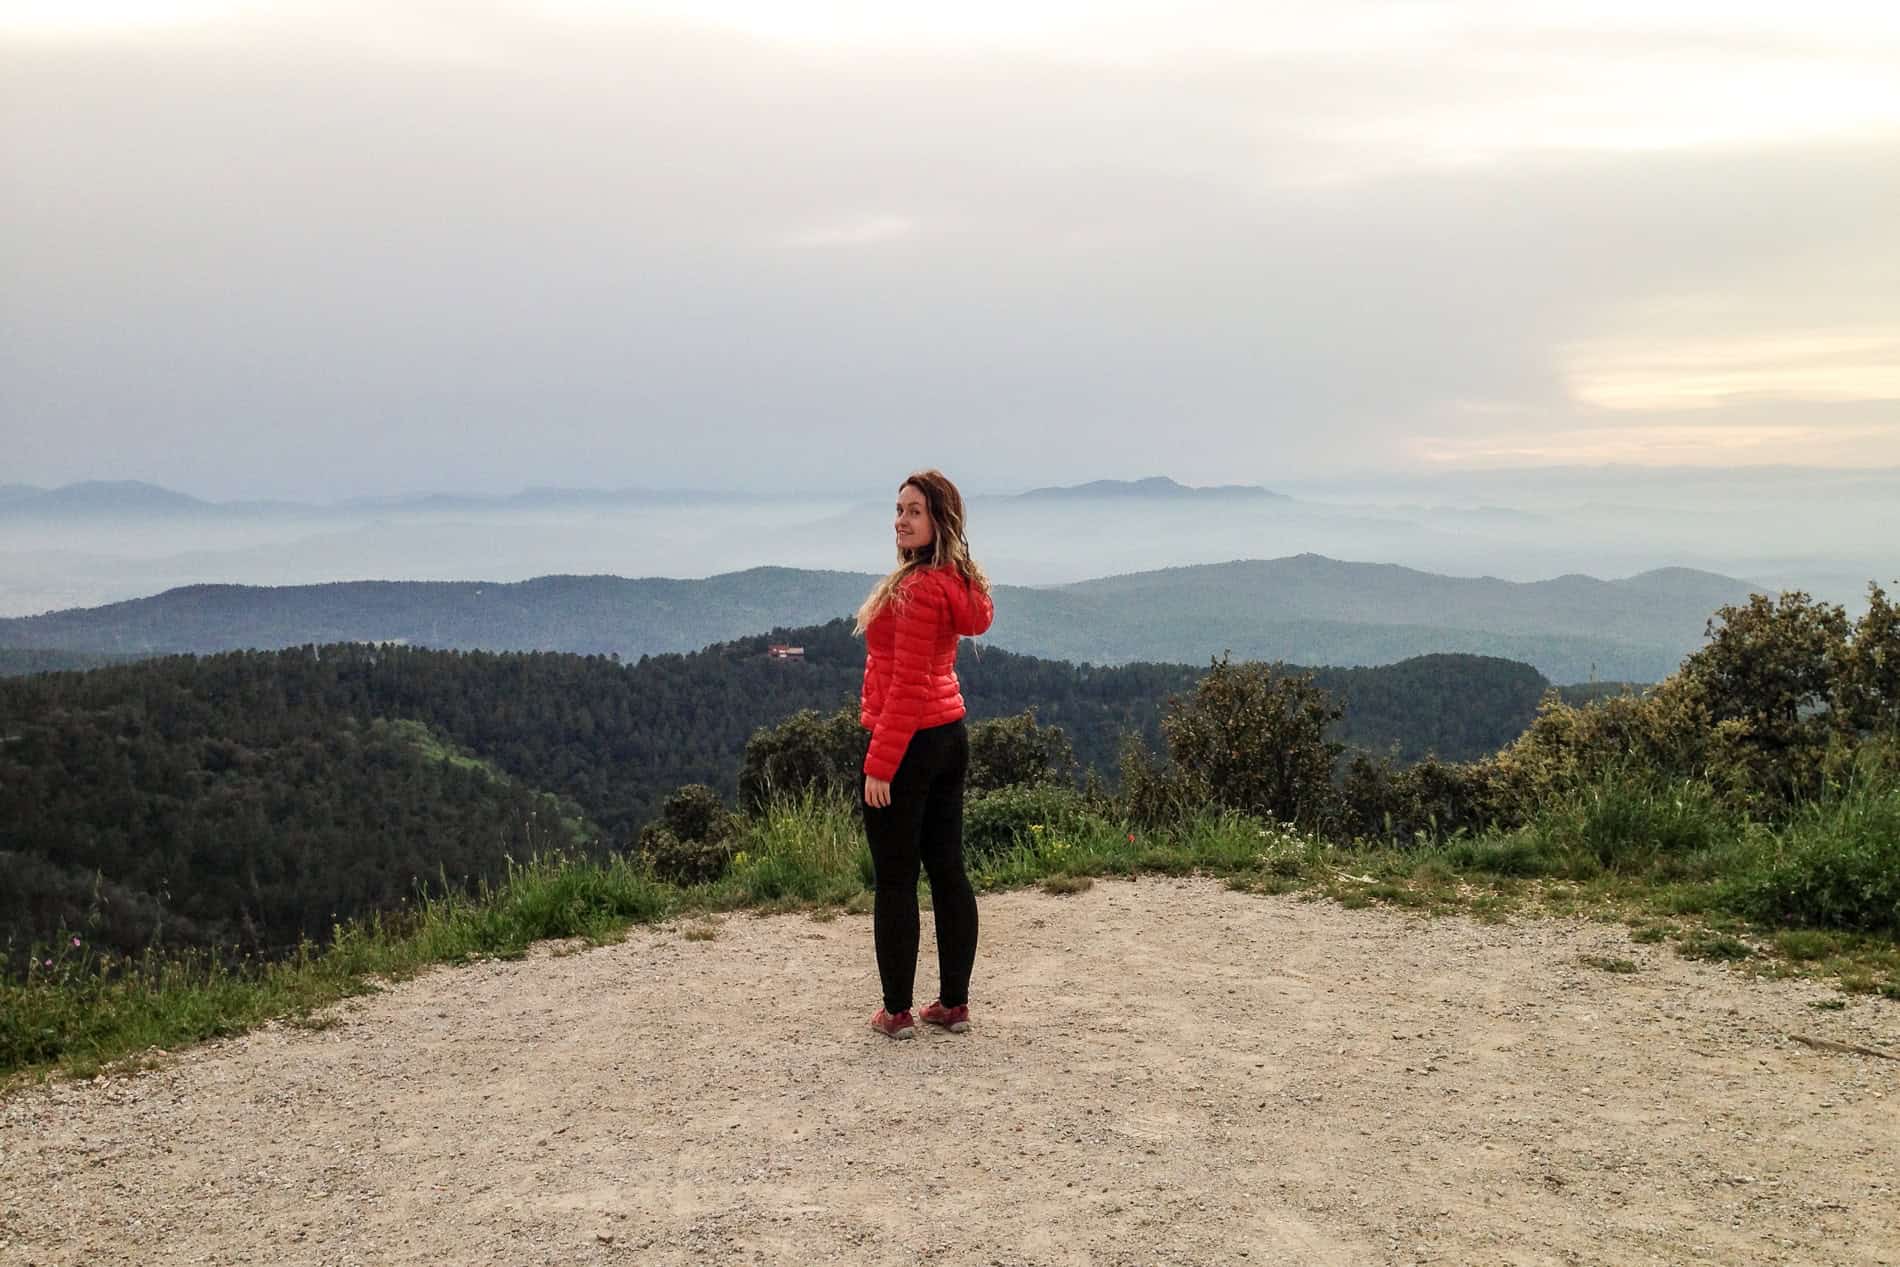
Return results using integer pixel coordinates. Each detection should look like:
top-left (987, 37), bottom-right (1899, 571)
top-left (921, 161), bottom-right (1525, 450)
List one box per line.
top-left (11, 773), bottom-right (1900, 1088)
top-left (1720, 779), bottom-right (1900, 936)
top-left (1579, 954), bottom-right (1640, 974)
top-left (2, 850), bottom-right (673, 1084)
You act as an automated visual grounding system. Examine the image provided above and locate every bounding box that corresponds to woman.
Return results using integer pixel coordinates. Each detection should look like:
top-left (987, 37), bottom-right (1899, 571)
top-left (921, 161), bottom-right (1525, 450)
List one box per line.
top-left (856, 469), bottom-right (994, 1040)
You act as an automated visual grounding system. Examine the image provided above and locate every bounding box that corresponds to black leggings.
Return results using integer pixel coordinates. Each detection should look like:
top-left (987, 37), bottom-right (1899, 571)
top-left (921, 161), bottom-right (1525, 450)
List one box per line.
top-left (862, 718), bottom-right (978, 1014)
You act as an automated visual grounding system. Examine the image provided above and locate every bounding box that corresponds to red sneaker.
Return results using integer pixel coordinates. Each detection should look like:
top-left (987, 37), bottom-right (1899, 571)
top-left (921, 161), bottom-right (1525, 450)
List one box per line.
top-left (918, 1000), bottom-right (970, 1033)
top-left (869, 1008), bottom-right (916, 1040)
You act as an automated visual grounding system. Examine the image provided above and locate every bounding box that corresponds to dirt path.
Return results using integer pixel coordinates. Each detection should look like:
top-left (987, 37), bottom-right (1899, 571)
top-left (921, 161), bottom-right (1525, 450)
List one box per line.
top-left (4, 877), bottom-right (1897, 1266)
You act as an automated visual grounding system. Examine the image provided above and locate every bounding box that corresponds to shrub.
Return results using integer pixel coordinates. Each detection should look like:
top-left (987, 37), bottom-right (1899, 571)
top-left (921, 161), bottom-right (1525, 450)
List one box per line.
top-left (968, 709), bottom-right (1076, 792)
top-left (1490, 681), bottom-right (1711, 818)
top-left (738, 706), bottom-right (866, 813)
top-left (1832, 582), bottom-right (1900, 739)
top-left (637, 824), bottom-right (735, 887)
top-left (1436, 833), bottom-right (1558, 878)
top-left (1724, 782), bottom-right (1900, 934)
top-left (1156, 655), bottom-right (1343, 831)
top-left (1522, 772), bottom-right (1738, 875)
top-left (1115, 733), bottom-right (1199, 829)
top-left (1339, 751), bottom-right (1503, 844)
top-left (658, 783), bottom-right (736, 846)
top-left (962, 784), bottom-right (1089, 864)
top-left (638, 783), bottom-right (739, 885)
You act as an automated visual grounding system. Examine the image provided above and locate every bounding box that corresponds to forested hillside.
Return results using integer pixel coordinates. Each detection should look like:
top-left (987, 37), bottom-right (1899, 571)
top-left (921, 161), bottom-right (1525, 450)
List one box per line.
top-left (0, 648), bottom-right (146, 677)
top-left (0, 631), bottom-right (1551, 962)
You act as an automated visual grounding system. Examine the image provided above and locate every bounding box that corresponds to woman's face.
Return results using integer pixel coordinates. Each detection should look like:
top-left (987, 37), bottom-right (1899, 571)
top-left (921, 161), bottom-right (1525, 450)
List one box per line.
top-left (895, 484), bottom-right (935, 553)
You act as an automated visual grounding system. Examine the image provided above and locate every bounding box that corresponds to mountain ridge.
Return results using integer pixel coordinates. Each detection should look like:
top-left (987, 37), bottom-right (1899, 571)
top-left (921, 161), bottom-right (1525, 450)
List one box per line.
top-left (0, 556), bottom-right (1759, 683)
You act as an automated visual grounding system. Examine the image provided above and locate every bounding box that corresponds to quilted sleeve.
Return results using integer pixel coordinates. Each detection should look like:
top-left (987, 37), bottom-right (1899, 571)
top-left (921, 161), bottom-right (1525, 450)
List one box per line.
top-left (862, 579), bottom-right (946, 782)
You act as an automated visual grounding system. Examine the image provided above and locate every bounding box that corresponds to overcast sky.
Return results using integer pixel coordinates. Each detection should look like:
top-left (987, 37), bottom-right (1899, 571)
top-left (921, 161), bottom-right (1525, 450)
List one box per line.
top-left (4, 1), bottom-right (1898, 500)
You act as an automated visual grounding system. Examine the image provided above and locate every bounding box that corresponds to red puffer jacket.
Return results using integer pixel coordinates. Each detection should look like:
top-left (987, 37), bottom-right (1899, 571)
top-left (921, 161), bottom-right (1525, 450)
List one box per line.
top-left (859, 564), bottom-right (995, 782)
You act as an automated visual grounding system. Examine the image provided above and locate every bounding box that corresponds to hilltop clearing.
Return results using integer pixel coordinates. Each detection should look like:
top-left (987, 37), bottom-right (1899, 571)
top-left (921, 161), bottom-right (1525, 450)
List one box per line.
top-left (4, 878), bottom-right (1895, 1266)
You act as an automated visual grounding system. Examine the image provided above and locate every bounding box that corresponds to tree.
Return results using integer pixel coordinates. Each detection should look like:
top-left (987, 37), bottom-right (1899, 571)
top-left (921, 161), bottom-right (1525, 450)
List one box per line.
top-left (1159, 655), bottom-right (1343, 829)
top-left (1835, 582), bottom-right (1900, 739)
top-left (968, 710), bottom-right (1076, 792)
top-left (1678, 591), bottom-right (1848, 803)
top-left (737, 706), bottom-right (866, 812)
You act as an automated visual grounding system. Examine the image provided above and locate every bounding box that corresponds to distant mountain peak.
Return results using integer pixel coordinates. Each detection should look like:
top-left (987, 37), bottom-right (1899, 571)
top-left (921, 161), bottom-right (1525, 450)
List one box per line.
top-left (1013, 476), bottom-right (1288, 501)
top-left (17, 480), bottom-right (212, 514)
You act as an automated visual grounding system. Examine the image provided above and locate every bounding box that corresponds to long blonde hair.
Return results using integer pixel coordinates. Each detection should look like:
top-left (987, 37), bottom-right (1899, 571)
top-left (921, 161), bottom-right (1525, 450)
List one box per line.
top-left (854, 469), bottom-right (991, 634)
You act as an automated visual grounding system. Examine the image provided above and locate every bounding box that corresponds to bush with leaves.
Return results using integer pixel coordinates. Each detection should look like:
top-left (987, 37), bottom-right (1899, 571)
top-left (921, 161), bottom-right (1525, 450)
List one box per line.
top-left (1338, 751), bottom-right (1503, 844)
top-left (1114, 734), bottom-right (1197, 829)
top-left (1483, 584), bottom-right (1900, 817)
top-left (638, 783), bottom-right (739, 885)
top-left (962, 783), bottom-right (1091, 864)
top-left (1833, 582), bottom-right (1900, 740)
top-left (1724, 770), bottom-right (1900, 935)
top-left (968, 709), bottom-right (1076, 792)
top-left (737, 706), bottom-right (867, 812)
top-left (1155, 655), bottom-right (1344, 831)
top-left (1489, 679), bottom-right (1711, 819)
top-left (1676, 590), bottom-right (1848, 806)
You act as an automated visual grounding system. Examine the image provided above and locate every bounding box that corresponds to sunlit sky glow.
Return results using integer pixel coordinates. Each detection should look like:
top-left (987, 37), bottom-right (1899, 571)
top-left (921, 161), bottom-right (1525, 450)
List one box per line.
top-left (3, 0), bottom-right (1898, 497)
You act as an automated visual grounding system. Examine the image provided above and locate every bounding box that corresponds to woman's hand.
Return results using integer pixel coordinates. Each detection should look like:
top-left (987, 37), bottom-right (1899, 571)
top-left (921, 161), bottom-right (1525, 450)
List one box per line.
top-left (864, 775), bottom-right (892, 809)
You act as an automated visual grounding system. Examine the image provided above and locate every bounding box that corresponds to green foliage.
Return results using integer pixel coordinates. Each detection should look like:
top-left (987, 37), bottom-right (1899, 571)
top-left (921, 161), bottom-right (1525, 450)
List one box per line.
top-left (1489, 681), bottom-right (1710, 819)
top-left (962, 784), bottom-right (1091, 864)
top-left (1676, 931), bottom-right (1753, 962)
top-left (1489, 587), bottom-right (1900, 817)
top-left (1338, 751), bottom-right (1502, 844)
top-left (1832, 582), bottom-right (1900, 739)
top-left (0, 674), bottom-right (590, 970)
top-left (2, 851), bottom-right (670, 1079)
top-left (1115, 733), bottom-right (1199, 829)
top-left (0, 631), bottom-right (1569, 964)
top-left (737, 705), bottom-right (866, 813)
top-left (1681, 591), bottom-right (1848, 805)
top-left (1521, 773), bottom-right (1742, 875)
top-left (1723, 779), bottom-right (1900, 935)
top-left (1578, 955), bottom-right (1639, 974)
top-left (656, 783), bottom-right (735, 845)
top-left (1435, 833), bottom-right (1558, 878)
top-left (638, 784), bottom-right (738, 885)
top-left (968, 709), bottom-right (1076, 792)
top-left (1156, 656), bottom-right (1343, 831)
top-left (721, 793), bottom-right (870, 906)
top-left (637, 825), bottom-right (729, 888)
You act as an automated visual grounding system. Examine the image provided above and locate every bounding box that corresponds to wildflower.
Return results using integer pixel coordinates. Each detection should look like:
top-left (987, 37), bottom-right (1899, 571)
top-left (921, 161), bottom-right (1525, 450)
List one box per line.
top-left (43, 958), bottom-right (52, 968)
top-left (71, 936), bottom-right (82, 947)
top-left (1127, 832), bottom-right (1136, 843)
top-left (733, 850), bottom-right (750, 866)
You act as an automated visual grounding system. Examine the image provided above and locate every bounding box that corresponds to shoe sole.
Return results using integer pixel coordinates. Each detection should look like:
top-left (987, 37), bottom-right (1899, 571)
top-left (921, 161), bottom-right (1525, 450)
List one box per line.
top-left (924, 1017), bottom-right (970, 1033)
top-left (871, 1020), bottom-right (916, 1040)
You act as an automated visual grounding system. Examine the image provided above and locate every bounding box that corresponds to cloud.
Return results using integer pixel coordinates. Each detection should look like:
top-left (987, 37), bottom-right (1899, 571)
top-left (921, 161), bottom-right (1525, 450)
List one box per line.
top-left (1, 3), bottom-right (1898, 497)
top-left (1562, 329), bottom-right (1900, 411)
top-left (777, 214), bottom-right (921, 249)
top-left (1407, 420), bottom-right (1900, 467)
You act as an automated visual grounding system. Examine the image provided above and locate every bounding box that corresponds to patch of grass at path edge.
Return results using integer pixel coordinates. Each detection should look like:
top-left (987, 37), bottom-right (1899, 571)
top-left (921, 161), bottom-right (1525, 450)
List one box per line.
top-left (8, 797), bottom-right (1899, 1088)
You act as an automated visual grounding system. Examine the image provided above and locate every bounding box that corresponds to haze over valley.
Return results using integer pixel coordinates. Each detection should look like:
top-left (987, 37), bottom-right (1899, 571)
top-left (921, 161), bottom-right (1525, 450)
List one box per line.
top-left (2, 468), bottom-right (1893, 630)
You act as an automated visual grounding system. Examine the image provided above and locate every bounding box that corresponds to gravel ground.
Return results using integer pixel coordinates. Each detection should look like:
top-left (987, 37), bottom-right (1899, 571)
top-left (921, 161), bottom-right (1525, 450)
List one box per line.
top-left (3, 876), bottom-right (1897, 1266)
